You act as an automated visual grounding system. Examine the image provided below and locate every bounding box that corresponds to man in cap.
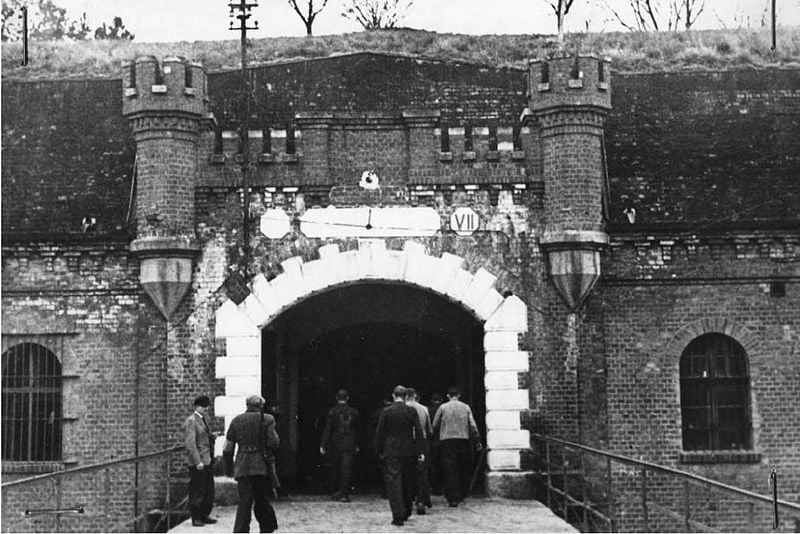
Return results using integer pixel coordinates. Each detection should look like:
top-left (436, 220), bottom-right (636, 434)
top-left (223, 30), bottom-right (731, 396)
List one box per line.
top-left (184, 395), bottom-right (217, 527)
top-left (223, 395), bottom-right (280, 533)
top-left (374, 385), bottom-right (425, 527)
top-left (319, 388), bottom-right (362, 502)
top-left (432, 386), bottom-right (482, 507)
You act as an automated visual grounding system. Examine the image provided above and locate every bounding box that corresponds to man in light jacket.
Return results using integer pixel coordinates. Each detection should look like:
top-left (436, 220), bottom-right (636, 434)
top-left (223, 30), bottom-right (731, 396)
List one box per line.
top-left (405, 387), bottom-right (433, 514)
top-left (432, 386), bottom-right (482, 507)
top-left (184, 395), bottom-right (217, 527)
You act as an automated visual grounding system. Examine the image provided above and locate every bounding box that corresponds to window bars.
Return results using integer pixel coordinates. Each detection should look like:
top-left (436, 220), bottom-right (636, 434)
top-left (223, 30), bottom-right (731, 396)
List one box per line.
top-left (2, 342), bottom-right (63, 462)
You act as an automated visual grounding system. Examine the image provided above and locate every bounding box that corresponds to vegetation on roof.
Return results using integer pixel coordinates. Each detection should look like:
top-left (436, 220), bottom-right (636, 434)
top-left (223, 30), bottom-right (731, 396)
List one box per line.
top-left (2, 26), bottom-right (799, 80)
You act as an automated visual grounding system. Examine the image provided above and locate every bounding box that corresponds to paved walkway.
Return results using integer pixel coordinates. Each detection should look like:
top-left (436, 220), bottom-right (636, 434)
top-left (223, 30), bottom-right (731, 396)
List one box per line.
top-left (169, 494), bottom-right (575, 533)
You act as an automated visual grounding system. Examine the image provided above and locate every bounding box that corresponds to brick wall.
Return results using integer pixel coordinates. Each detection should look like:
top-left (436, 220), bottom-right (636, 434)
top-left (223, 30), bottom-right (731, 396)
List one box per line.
top-left (596, 237), bottom-right (800, 529)
top-left (0, 243), bottom-right (172, 532)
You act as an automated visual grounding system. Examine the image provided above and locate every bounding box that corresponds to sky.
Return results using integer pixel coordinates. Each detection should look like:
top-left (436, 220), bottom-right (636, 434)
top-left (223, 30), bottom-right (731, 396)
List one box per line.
top-left (55, 0), bottom-right (800, 43)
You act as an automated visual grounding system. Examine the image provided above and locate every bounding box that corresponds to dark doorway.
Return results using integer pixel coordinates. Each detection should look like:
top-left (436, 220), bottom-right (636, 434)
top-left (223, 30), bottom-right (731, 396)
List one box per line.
top-left (261, 282), bottom-right (485, 494)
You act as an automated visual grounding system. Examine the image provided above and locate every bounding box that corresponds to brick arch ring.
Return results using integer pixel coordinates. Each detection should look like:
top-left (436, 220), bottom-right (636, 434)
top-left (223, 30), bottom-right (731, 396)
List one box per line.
top-left (214, 238), bottom-right (531, 473)
top-left (664, 317), bottom-right (761, 362)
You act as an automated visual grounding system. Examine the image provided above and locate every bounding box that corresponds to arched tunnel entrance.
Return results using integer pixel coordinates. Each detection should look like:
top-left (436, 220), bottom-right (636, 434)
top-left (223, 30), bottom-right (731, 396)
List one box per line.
top-left (260, 282), bottom-right (486, 494)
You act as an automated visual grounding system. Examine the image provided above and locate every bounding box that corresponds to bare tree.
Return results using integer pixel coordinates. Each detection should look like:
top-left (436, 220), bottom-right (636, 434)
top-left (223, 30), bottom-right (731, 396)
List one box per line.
top-left (287, 0), bottom-right (329, 36)
top-left (683, 0), bottom-right (706, 30)
top-left (604, 0), bottom-right (706, 32)
top-left (545, 0), bottom-right (577, 42)
top-left (604, 0), bottom-right (681, 31)
top-left (342, 0), bottom-right (412, 30)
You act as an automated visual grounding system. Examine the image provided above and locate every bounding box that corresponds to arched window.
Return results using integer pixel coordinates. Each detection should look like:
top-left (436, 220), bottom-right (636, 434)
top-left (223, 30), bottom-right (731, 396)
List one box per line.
top-left (1, 343), bottom-right (63, 461)
top-left (680, 333), bottom-right (751, 451)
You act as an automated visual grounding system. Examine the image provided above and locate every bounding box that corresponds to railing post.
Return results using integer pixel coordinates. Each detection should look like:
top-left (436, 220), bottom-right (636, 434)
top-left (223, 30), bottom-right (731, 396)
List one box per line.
top-left (55, 477), bottom-right (62, 533)
top-left (607, 457), bottom-right (615, 533)
top-left (562, 448), bottom-right (568, 520)
top-left (770, 469), bottom-right (779, 530)
top-left (546, 439), bottom-right (552, 509)
top-left (641, 468), bottom-right (649, 531)
top-left (104, 468), bottom-right (111, 520)
top-left (581, 453), bottom-right (588, 531)
top-left (683, 479), bottom-right (691, 531)
top-left (166, 456), bottom-right (172, 531)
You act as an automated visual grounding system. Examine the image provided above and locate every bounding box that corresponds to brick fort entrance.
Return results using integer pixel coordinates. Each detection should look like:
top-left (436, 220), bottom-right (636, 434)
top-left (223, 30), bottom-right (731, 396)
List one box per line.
top-left (214, 239), bottom-right (532, 494)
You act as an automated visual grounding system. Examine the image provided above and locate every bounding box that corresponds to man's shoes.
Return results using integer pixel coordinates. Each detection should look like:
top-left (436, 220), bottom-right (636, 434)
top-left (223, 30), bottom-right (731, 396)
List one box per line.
top-left (448, 501), bottom-right (459, 507)
top-left (425, 500), bottom-right (432, 508)
top-left (391, 519), bottom-right (404, 526)
top-left (416, 505), bottom-right (426, 515)
top-left (191, 519), bottom-right (205, 527)
top-left (200, 517), bottom-right (217, 524)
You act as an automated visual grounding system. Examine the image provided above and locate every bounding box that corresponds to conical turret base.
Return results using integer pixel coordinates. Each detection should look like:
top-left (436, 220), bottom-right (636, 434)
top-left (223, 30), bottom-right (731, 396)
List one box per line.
top-left (131, 237), bottom-right (200, 320)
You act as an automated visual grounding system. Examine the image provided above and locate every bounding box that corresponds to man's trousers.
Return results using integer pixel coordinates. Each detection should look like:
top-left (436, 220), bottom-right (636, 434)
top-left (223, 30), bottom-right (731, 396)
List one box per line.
top-left (188, 465), bottom-right (214, 521)
top-left (329, 449), bottom-right (356, 496)
top-left (234, 475), bottom-right (278, 533)
top-left (383, 456), bottom-right (414, 522)
top-left (413, 454), bottom-right (431, 506)
top-left (440, 439), bottom-right (473, 504)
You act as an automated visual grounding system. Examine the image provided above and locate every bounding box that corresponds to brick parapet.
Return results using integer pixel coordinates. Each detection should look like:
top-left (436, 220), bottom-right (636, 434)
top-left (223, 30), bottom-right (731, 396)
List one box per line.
top-left (605, 231), bottom-right (800, 280)
top-left (122, 56), bottom-right (207, 119)
top-left (1, 242), bottom-right (138, 291)
top-left (198, 114), bottom-right (537, 188)
top-left (528, 54), bottom-right (612, 113)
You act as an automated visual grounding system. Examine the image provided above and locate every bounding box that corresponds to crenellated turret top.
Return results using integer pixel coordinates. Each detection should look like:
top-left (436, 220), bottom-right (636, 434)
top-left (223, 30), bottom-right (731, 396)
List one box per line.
top-left (529, 53), bottom-right (611, 113)
top-left (122, 55), bottom-right (208, 118)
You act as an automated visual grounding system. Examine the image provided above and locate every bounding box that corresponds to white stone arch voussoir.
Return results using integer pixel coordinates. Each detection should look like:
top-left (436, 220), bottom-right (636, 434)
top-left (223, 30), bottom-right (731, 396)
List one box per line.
top-left (213, 238), bottom-right (530, 470)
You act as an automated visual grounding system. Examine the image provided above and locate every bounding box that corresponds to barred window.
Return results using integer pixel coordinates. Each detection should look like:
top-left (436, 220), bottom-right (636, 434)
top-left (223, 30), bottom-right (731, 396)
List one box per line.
top-left (680, 333), bottom-right (751, 451)
top-left (1, 343), bottom-right (63, 461)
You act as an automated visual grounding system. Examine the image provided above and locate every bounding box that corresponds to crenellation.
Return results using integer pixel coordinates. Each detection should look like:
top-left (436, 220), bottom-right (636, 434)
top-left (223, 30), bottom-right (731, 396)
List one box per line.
top-left (529, 54), bottom-right (612, 113)
top-left (122, 56), bottom-right (207, 119)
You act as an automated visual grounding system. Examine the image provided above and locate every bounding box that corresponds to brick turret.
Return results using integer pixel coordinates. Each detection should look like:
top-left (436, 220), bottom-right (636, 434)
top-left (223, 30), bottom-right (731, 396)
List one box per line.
top-left (529, 54), bottom-right (612, 310)
top-left (123, 56), bottom-right (208, 319)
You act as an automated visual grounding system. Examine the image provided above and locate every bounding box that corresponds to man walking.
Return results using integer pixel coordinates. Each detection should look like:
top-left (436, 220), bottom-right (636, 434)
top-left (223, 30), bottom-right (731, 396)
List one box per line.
top-left (223, 395), bottom-right (280, 533)
top-left (184, 395), bottom-right (217, 527)
top-left (427, 392), bottom-right (444, 495)
top-left (404, 387), bottom-right (432, 514)
top-left (319, 388), bottom-right (361, 502)
top-left (374, 385), bottom-right (425, 527)
top-left (432, 387), bottom-right (482, 507)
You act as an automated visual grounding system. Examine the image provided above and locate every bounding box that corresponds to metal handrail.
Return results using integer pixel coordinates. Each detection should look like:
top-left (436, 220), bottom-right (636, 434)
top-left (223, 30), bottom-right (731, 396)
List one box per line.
top-left (532, 433), bottom-right (800, 512)
top-left (2, 446), bottom-right (187, 532)
top-left (531, 433), bottom-right (800, 532)
top-left (1, 446), bottom-right (184, 488)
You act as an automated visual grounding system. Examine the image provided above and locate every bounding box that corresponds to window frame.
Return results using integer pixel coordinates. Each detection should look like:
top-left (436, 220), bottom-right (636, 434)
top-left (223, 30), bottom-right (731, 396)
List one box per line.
top-left (679, 333), bottom-right (753, 453)
top-left (1, 341), bottom-right (64, 463)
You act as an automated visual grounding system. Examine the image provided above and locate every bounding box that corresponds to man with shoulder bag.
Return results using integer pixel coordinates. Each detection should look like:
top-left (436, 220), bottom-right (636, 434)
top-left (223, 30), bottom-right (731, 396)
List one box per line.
top-left (223, 395), bottom-right (280, 533)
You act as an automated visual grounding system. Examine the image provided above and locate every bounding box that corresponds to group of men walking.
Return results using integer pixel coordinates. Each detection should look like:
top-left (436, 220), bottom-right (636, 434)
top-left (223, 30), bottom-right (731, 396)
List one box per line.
top-left (183, 385), bottom-right (482, 531)
top-left (321, 384), bottom-right (482, 526)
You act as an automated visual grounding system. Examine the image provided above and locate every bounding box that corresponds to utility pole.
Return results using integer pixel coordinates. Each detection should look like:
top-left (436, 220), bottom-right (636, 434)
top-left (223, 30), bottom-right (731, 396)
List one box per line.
top-left (229, 1), bottom-right (259, 277)
top-left (771, 0), bottom-right (777, 51)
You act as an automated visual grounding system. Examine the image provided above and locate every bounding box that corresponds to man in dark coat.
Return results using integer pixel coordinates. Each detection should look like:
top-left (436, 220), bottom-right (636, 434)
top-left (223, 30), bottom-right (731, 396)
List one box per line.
top-left (183, 395), bottom-right (217, 527)
top-left (319, 388), bottom-right (361, 502)
top-left (427, 392), bottom-right (444, 495)
top-left (374, 385), bottom-right (425, 527)
top-left (223, 395), bottom-right (280, 533)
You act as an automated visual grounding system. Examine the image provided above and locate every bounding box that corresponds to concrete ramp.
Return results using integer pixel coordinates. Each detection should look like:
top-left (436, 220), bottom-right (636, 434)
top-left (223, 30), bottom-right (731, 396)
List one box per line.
top-left (169, 493), bottom-right (576, 533)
